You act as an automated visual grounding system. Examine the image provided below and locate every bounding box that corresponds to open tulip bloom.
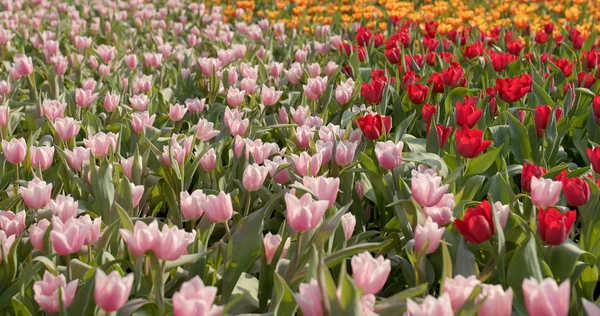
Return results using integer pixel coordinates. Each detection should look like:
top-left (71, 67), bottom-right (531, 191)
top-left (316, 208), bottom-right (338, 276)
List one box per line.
top-left (1, 2), bottom-right (600, 315)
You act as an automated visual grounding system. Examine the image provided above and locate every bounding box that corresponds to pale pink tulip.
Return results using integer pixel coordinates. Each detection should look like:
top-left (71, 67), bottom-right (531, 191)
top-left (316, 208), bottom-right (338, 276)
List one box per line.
top-left (33, 271), bottom-right (77, 313)
top-left (423, 193), bottom-right (455, 226)
top-left (30, 145), bottom-right (54, 170)
top-left (295, 125), bottom-right (313, 148)
top-left (169, 103), bottom-right (187, 121)
top-left (351, 251), bottom-right (391, 295)
top-left (0, 106), bottom-right (8, 127)
top-left (261, 85), bottom-right (283, 106)
top-left (476, 284), bottom-right (513, 316)
top-left (42, 100), bottom-right (66, 120)
top-left (20, 177), bottom-right (52, 209)
top-left (29, 219), bottom-right (50, 251)
top-left (493, 201), bottom-right (510, 229)
top-left (290, 105), bottom-right (310, 125)
top-left (49, 194), bottom-right (78, 222)
top-left (264, 156), bottom-right (290, 184)
top-left (200, 148), bottom-right (217, 172)
top-left (64, 147), bottom-right (91, 171)
top-left (243, 163), bottom-right (269, 192)
top-left (172, 276), bottom-right (223, 316)
top-left (124, 54), bottom-right (137, 69)
top-left (295, 280), bottom-right (324, 316)
top-left (291, 152), bottom-right (322, 177)
top-left (375, 141), bottom-right (404, 170)
top-left (285, 62), bottom-right (304, 84)
top-left (303, 76), bottom-right (328, 100)
top-left (185, 98), bottom-right (206, 114)
top-left (131, 184), bottom-right (144, 208)
top-left (203, 192), bottom-right (234, 223)
top-left (414, 217), bottom-right (445, 254)
top-left (335, 140), bottom-right (358, 166)
top-left (131, 111), bottom-right (156, 134)
top-left (341, 213), bottom-right (356, 240)
top-left (2, 138), bottom-right (26, 164)
top-left (523, 278), bottom-right (569, 316)
top-left (84, 132), bottom-right (119, 156)
top-left (180, 190), bottom-right (207, 220)
top-left (94, 270), bottom-right (134, 313)
top-left (129, 94), bottom-right (150, 111)
top-left (13, 54), bottom-right (34, 76)
top-left (285, 192), bottom-right (329, 232)
top-left (263, 232), bottom-right (291, 265)
top-left (229, 118), bottom-right (249, 137)
top-left (227, 88), bottom-right (245, 107)
top-left (315, 140), bottom-right (333, 165)
top-left (153, 224), bottom-right (196, 261)
top-left (75, 88), bottom-right (98, 108)
top-left (444, 275), bottom-right (481, 312)
top-left (405, 293), bottom-right (453, 316)
top-left (120, 220), bottom-right (160, 257)
top-left (104, 92), bottom-right (120, 112)
top-left (303, 176), bottom-right (339, 208)
top-left (0, 210), bottom-right (25, 237)
top-left (530, 177), bottom-right (562, 209)
top-left (411, 168), bottom-right (449, 207)
top-left (54, 117), bottom-right (81, 141)
top-left (120, 157), bottom-right (134, 179)
top-left (50, 217), bottom-right (87, 256)
top-left (306, 63), bottom-right (321, 77)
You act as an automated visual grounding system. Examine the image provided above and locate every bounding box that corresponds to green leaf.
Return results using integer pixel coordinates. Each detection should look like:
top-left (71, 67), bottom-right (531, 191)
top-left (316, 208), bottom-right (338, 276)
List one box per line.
top-left (444, 87), bottom-right (469, 115)
top-left (272, 273), bottom-right (297, 316)
top-left (507, 234), bottom-right (542, 299)
top-left (464, 145), bottom-right (503, 177)
top-left (546, 240), bottom-right (596, 283)
top-left (90, 158), bottom-right (115, 221)
top-left (454, 237), bottom-right (477, 277)
top-left (402, 152), bottom-right (450, 176)
top-left (531, 81), bottom-right (555, 107)
top-left (507, 113), bottom-right (532, 163)
top-left (116, 298), bottom-right (155, 316)
top-left (164, 253), bottom-right (206, 271)
top-left (375, 283), bottom-right (428, 314)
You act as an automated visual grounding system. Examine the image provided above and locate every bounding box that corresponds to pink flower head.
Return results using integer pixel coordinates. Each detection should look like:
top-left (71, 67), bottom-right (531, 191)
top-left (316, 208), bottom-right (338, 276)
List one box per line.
top-left (261, 85), bottom-right (283, 106)
top-left (20, 177), bottom-right (52, 209)
top-left (405, 293), bottom-right (453, 316)
top-left (523, 278), bottom-right (570, 316)
top-left (263, 232), bottom-right (291, 265)
top-left (180, 190), bottom-right (207, 220)
top-left (120, 220), bottom-right (161, 257)
top-left (290, 105), bottom-right (310, 126)
top-left (443, 275), bottom-right (481, 312)
top-left (203, 192), bottom-right (234, 223)
top-left (200, 148), bottom-right (217, 172)
top-left (335, 140), bottom-right (358, 166)
top-left (33, 271), bottom-right (77, 313)
top-left (172, 276), bottom-right (223, 316)
top-left (131, 184), bottom-right (144, 208)
top-left (94, 270), bottom-right (134, 313)
top-left (54, 117), bottom-right (81, 141)
top-left (124, 54), bottom-right (138, 69)
top-left (530, 176), bottom-right (562, 209)
top-left (411, 167), bottom-right (449, 207)
top-left (50, 217), bottom-right (87, 256)
top-left (129, 94), bottom-right (150, 111)
top-left (196, 118), bottom-right (220, 141)
top-left (414, 217), bottom-right (445, 254)
top-left (144, 52), bottom-right (162, 68)
top-left (284, 192), bottom-right (329, 232)
top-left (303, 76), bottom-right (328, 101)
top-left (476, 284), bottom-right (513, 316)
top-left (75, 88), bottom-right (98, 108)
top-left (13, 54), bottom-right (34, 77)
top-left (341, 213), bottom-right (356, 240)
top-left (152, 224), bottom-right (196, 261)
top-left (375, 141), bottom-right (404, 170)
top-left (29, 219), bottom-right (50, 251)
top-left (83, 132), bottom-right (119, 156)
top-left (243, 163), bottom-right (269, 192)
top-left (185, 98), bottom-right (206, 114)
top-left (49, 194), bottom-right (78, 222)
top-left (423, 193), bottom-right (455, 226)
top-left (290, 152), bottom-right (322, 177)
top-left (131, 111), bottom-right (156, 134)
top-left (295, 280), bottom-right (324, 316)
top-left (285, 62), bottom-right (304, 84)
top-left (30, 145), bottom-right (55, 170)
top-left (264, 156), bottom-right (290, 184)
top-left (169, 103), bottom-right (187, 121)
top-left (302, 176), bottom-right (339, 209)
top-left (104, 92), bottom-right (120, 113)
top-left (295, 125), bottom-right (314, 148)
top-left (227, 88), bottom-right (245, 107)
top-left (0, 106), bottom-right (8, 127)
top-left (0, 210), bottom-right (25, 237)
top-left (96, 45), bottom-right (116, 63)
top-left (351, 251), bottom-right (391, 294)
top-left (42, 100), bottom-right (66, 121)
top-left (64, 147), bottom-right (92, 171)
top-left (2, 138), bottom-right (27, 164)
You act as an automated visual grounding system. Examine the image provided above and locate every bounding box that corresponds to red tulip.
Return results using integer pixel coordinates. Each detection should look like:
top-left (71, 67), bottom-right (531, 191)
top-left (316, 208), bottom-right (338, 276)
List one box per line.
top-left (534, 105), bottom-right (562, 137)
top-left (495, 74), bottom-right (532, 103)
top-left (534, 31), bottom-right (548, 44)
top-left (489, 51), bottom-right (516, 72)
top-left (521, 162), bottom-right (547, 192)
top-left (356, 46), bottom-right (367, 62)
top-left (456, 126), bottom-right (492, 158)
top-left (355, 27), bottom-right (372, 47)
top-left (583, 51), bottom-right (600, 69)
top-left (538, 208), bottom-right (576, 245)
top-left (506, 40), bottom-right (525, 55)
top-left (555, 58), bottom-right (573, 77)
top-left (385, 47), bottom-right (401, 64)
top-left (428, 73), bottom-right (444, 93)
top-left (424, 39), bottom-right (439, 54)
top-left (442, 62), bottom-right (465, 87)
top-left (463, 42), bottom-right (484, 60)
top-left (455, 96), bottom-right (482, 128)
top-left (562, 177), bottom-right (590, 206)
top-left (357, 113), bottom-right (392, 140)
top-left (454, 200), bottom-right (494, 244)
top-left (401, 71), bottom-right (419, 91)
top-left (373, 33), bottom-right (385, 47)
top-left (578, 72), bottom-right (596, 88)
top-left (587, 147), bottom-right (600, 173)
top-left (544, 22), bottom-right (554, 34)
top-left (426, 124), bottom-right (452, 147)
top-left (422, 104), bottom-right (436, 124)
top-left (361, 80), bottom-right (385, 104)
top-left (408, 84), bottom-right (429, 105)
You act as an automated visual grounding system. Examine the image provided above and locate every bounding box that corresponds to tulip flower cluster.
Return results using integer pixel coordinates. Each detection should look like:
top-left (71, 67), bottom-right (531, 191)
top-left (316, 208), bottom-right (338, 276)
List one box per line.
top-left (0, 1), bottom-right (600, 315)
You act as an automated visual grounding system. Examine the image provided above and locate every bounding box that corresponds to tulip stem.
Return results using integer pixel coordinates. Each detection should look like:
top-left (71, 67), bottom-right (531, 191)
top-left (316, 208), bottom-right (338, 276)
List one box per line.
top-left (285, 233), bottom-right (302, 282)
top-left (224, 221), bottom-right (232, 241)
top-left (13, 163), bottom-right (19, 196)
top-left (244, 192), bottom-right (252, 216)
top-left (65, 255), bottom-right (72, 282)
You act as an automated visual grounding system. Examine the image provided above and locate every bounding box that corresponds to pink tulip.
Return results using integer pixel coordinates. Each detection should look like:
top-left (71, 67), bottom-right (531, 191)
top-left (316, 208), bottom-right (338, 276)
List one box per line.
top-left (42, 100), bottom-right (66, 120)
top-left (13, 54), bottom-right (34, 76)
top-left (224, 108), bottom-right (244, 128)
top-left (530, 176), bottom-right (562, 209)
top-left (476, 284), bottom-right (513, 316)
top-left (51, 217), bottom-right (87, 256)
top-left (131, 184), bottom-right (144, 208)
top-left (246, 140), bottom-right (274, 164)
top-left (375, 141), bottom-right (404, 170)
top-left (54, 117), bottom-right (81, 141)
top-left (52, 55), bottom-right (69, 76)
top-left (423, 193), bottom-right (455, 226)
top-left (120, 157), bottom-right (134, 179)
top-left (443, 275), bottom-right (481, 312)
top-left (81, 79), bottom-right (97, 91)
top-left (493, 201), bottom-right (510, 229)
top-left (523, 278), bottom-right (569, 316)
top-left (0, 81), bottom-right (10, 98)
top-left (0, 230), bottom-right (14, 264)
top-left (0, 105), bottom-right (8, 127)
top-left (304, 115), bottom-right (324, 127)
top-left (285, 192), bottom-right (329, 232)
top-left (263, 232), bottom-right (291, 265)
top-left (411, 167), bottom-right (449, 207)
top-left (74, 35), bottom-right (91, 49)
top-left (75, 88), bottom-right (98, 108)
top-left (199, 148), bottom-right (217, 172)
top-left (264, 156), bottom-right (290, 184)
top-left (185, 98), bottom-right (206, 114)
top-left (405, 293), bottom-right (453, 316)
top-left (324, 61), bottom-right (338, 77)
top-left (351, 251), bottom-right (391, 294)
top-left (153, 224), bottom-right (196, 261)
top-left (2, 138), bottom-right (26, 164)
top-left (49, 194), bottom-right (78, 222)
top-left (124, 54), bottom-right (137, 69)
top-left (144, 52), bottom-right (162, 68)
top-left (203, 192), bottom-right (234, 223)
top-left (30, 145), bottom-right (54, 170)
top-left (0, 210), bottom-right (25, 237)
top-left (582, 298), bottom-right (600, 316)
top-left (172, 276), bottom-right (223, 316)
top-left (94, 270), bottom-right (134, 313)
top-left (277, 107), bottom-right (289, 124)
top-left (20, 177), bottom-right (52, 209)
top-left (290, 105), bottom-right (310, 125)
top-left (285, 62), bottom-right (304, 84)
top-left (104, 92), bottom-right (120, 112)
top-left (303, 76), bottom-right (328, 101)
top-left (180, 190), bottom-right (207, 220)
top-left (64, 147), bottom-right (91, 171)
top-left (196, 118), bottom-right (220, 141)
top-left (229, 118), bottom-right (250, 137)
top-left (295, 49), bottom-right (308, 63)
top-left (134, 75), bottom-right (152, 94)
top-left (242, 77), bottom-right (258, 95)
top-left (84, 132), bottom-right (119, 156)
top-left (169, 103), bottom-right (187, 121)
top-left (335, 78), bottom-right (354, 105)
top-left (198, 57), bottom-right (221, 76)
top-left (414, 217), bottom-right (445, 254)
top-left (341, 213), bottom-right (356, 240)
top-left (131, 111), bottom-right (156, 134)
top-left (335, 140), bottom-right (358, 166)
top-left (302, 176), bottom-right (340, 208)
top-left (291, 152), bottom-right (322, 177)
top-left (269, 62), bottom-right (283, 78)
top-left (243, 163), bottom-right (269, 192)
top-left (355, 181), bottom-right (365, 200)
top-left (33, 271), bottom-right (77, 313)
top-left (120, 220), bottom-right (160, 257)
top-left (78, 215), bottom-right (101, 246)
top-left (261, 85), bottom-right (283, 106)
top-left (129, 94), bottom-right (150, 111)
top-left (306, 63), bottom-right (321, 78)
top-left (29, 219), bottom-right (50, 251)
top-left (295, 125), bottom-right (313, 148)
top-left (295, 280), bottom-right (324, 316)
top-left (360, 294), bottom-right (377, 316)
top-left (162, 136), bottom-right (191, 167)
top-left (227, 88), bottom-right (245, 107)
top-left (319, 124), bottom-right (345, 143)
top-left (96, 45), bottom-right (116, 63)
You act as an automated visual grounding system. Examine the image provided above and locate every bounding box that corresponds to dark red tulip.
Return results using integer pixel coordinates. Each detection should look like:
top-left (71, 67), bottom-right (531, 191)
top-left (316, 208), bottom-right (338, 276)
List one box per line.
top-left (357, 113), bottom-right (392, 140)
top-left (407, 83), bottom-right (429, 105)
top-left (555, 58), bottom-right (573, 77)
top-left (521, 162), bottom-right (546, 192)
top-left (544, 22), bottom-right (554, 34)
top-left (385, 47), bottom-right (401, 64)
top-left (373, 33), bottom-right (385, 47)
top-left (454, 200), bottom-right (494, 244)
top-left (495, 74), bottom-right (532, 103)
top-left (455, 96), bottom-right (482, 128)
top-left (442, 62), bottom-right (465, 87)
top-left (401, 71), bottom-right (419, 91)
top-left (538, 207), bottom-right (576, 245)
top-left (355, 26), bottom-right (372, 47)
top-left (578, 72), bottom-right (596, 88)
top-left (489, 51), bottom-right (516, 72)
top-left (428, 73), bottom-right (444, 93)
top-left (463, 42), bottom-right (484, 60)
top-left (424, 38), bottom-right (439, 52)
top-left (587, 147), bottom-right (600, 173)
top-left (534, 105), bottom-right (562, 137)
top-left (435, 124), bottom-right (452, 147)
top-left (422, 104), bottom-right (436, 125)
top-left (456, 126), bottom-right (492, 158)
top-left (506, 40), bottom-right (525, 55)
top-left (534, 31), bottom-right (549, 44)
top-left (593, 96), bottom-right (600, 121)
top-left (356, 46), bottom-right (367, 62)
top-left (360, 80), bottom-right (385, 104)
top-left (562, 177), bottom-right (590, 206)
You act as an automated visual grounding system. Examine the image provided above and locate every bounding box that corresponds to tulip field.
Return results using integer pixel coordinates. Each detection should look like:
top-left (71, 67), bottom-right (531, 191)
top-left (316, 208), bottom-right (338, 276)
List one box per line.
top-left (2, 0), bottom-right (600, 315)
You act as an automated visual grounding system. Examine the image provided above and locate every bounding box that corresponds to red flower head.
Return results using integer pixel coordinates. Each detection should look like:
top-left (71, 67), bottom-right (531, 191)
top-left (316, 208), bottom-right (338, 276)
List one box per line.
top-left (361, 80), bottom-right (386, 104)
top-left (422, 104), bottom-right (436, 124)
top-left (454, 200), bottom-right (494, 244)
top-left (534, 105), bottom-right (562, 137)
top-left (371, 70), bottom-right (394, 84)
top-left (355, 26), bottom-right (372, 47)
top-left (424, 21), bottom-right (438, 38)
top-left (538, 208), bottom-right (577, 245)
top-left (373, 33), bottom-right (385, 47)
top-left (357, 113), bottom-right (392, 140)
top-left (489, 51), bottom-right (516, 72)
top-left (583, 51), bottom-right (600, 69)
top-left (356, 46), bottom-right (367, 62)
top-left (407, 83), bottom-right (429, 105)
top-left (425, 51), bottom-right (437, 66)
top-left (406, 54), bottom-right (424, 69)
top-left (577, 72), bottom-right (596, 88)
top-left (506, 40), bottom-right (525, 55)
top-left (562, 176), bottom-right (590, 206)
top-left (442, 62), bottom-right (465, 87)
top-left (593, 96), bottom-right (600, 121)
top-left (495, 74), bottom-right (532, 103)
top-left (385, 47), bottom-right (401, 64)
top-left (339, 42), bottom-right (352, 55)
top-left (534, 31), bottom-right (549, 44)
top-left (555, 58), bottom-right (573, 77)
top-left (428, 72), bottom-right (445, 93)
top-left (456, 126), bottom-right (492, 158)
top-left (544, 22), bottom-right (554, 35)
top-left (463, 42), bottom-right (484, 60)
top-left (433, 124), bottom-right (452, 147)
top-left (587, 146), bottom-right (600, 173)
top-left (424, 38), bottom-right (440, 52)
top-left (401, 71), bottom-right (420, 91)
top-left (521, 162), bottom-right (546, 192)
top-left (455, 96), bottom-right (482, 128)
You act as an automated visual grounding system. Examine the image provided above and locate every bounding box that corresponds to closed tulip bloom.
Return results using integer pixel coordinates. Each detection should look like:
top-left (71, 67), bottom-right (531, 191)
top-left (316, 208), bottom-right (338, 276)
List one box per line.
top-left (521, 162), bottom-right (547, 192)
top-left (200, 148), bottom-right (217, 172)
top-left (196, 118), bottom-right (220, 141)
top-left (0, 210), bottom-right (25, 237)
top-left (582, 298), bottom-right (600, 316)
top-left (335, 140), bottom-right (358, 167)
top-left (290, 152), bottom-right (322, 177)
top-left (104, 92), bottom-right (120, 112)
top-left (33, 271), bottom-right (77, 313)
top-left (153, 224), bottom-right (196, 261)
top-left (530, 177), bottom-right (562, 209)
top-left (50, 217), bottom-right (87, 256)
top-left (243, 163), bottom-right (269, 192)
top-left (414, 217), bottom-right (445, 254)
top-left (29, 145), bottom-right (54, 171)
top-left (562, 177), bottom-right (590, 206)
top-left (0, 106), bottom-right (7, 127)
top-left (492, 201), bottom-right (510, 228)
top-left (411, 168), bottom-right (449, 207)
top-left (455, 99), bottom-right (482, 128)
top-left (264, 156), bottom-right (290, 184)
top-left (185, 98), bottom-right (206, 114)
top-left (341, 213), bottom-right (356, 240)
top-left (169, 103), bottom-right (187, 121)
top-left (454, 200), bottom-right (495, 244)
top-left (315, 140), bottom-right (333, 165)
top-left (523, 278), bottom-right (569, 316)
top-left (13, 54), bottom-right (34, 76)
top-left (20, 177), bottom-right (52, 209)
top-left (443, 275), bottom-right (481, 312)
top-left (285, 193), bottom-right (329, 232)
top-left (172, 276), bottom-right (223, 316)
top-left (224, 108), bottom-right (244, 128)
top-left (476, 284), bottom-right (513, 316)
top-left (203, 192), bottom-right (234, 223)
top-left (144, 52), bottom-right (162, 68)
top-left (302, 176), bottom-right (340, 208)
top-left (423, 193), bottom-right (455, 226)
top-left (120, 220), bottom-right (160, 257)
top-left (407, 83), bottom-right (429, 105)
top-left (84, 132), bottom-right (119, 156)
top-left (538, 207), bottom-right (576, 245)
top-left (131, 184), bottom-right (144, 208)
top-left (54, 117), bottom-right (81, 141)
top-left (295, 125), bottom-right (313, 148)
top-left (29, 219), bottom-right (50, 251)
top-left (75, 88), bottom-right (98, 108)
top-left (361, 80), bottom-right (385, 104)
top-left (405, 293), bottom-right (453, 316)
top-left (290, 105), bottom-right (310, 125)
top-left (64, 147), bottom-right (91, 171)
top-left (124, 54), bottom-right (137, 69)
top-left (78, 215), bottom-right (101, 246)
top-left (587, 147), bottom-right (600, 173)
top-left (456, 126), bottom-right (492, 158)
top-left (131, 111), bottom-right (156, 134)
top-left (229, 118), bottom-right (249, 137)
top-left (357, 113), bottom-right (392, 140)
top-left (351, 251), bottom-right (391, 295)
top-left (227, 88), bottom-right (245, 107)
top-left (303, 76), bottom-right (328, 101)
top-left (335, 78), bottom-right (354, 105)
top-left (42, 100), bottom-right (66, 120)
top-left (180, 190), bottom-right (206, 220)
top-left (2, 138), bottom-right (27, 164)
top-left (263, 232), bottom-right (291, 264)
top-left (375, 141), bottom-right (404, 170)
top-left (94, 270), bottom-right (134, 313)
top-left (129, 94), bottom-right (150, 111)
top-left (261, 85), bottom-right (283, 106)
top-left (295, 280), bottom-right (324, 316)
top-left (49, 194), bottom-right (78, 221)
